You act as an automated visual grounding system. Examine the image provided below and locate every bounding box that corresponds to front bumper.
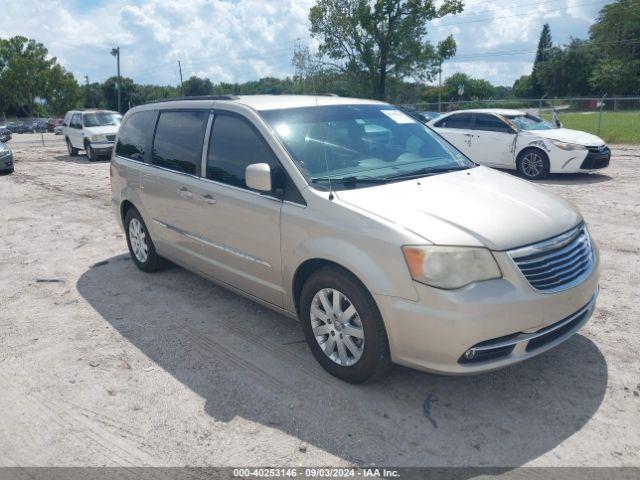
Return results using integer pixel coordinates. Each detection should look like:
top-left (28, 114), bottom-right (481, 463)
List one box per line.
top-left (0, 152), bottom-right (14, 171)
top-left (579, 146), bottom-right (610, 170)
top-left (374, 247), bottom-right (600, 375)
top-left (89, 141), bottom-right (115, 155)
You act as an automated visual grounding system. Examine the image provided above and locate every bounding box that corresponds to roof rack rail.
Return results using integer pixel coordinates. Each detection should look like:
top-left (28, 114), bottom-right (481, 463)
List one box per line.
top-left (150, 95), bottom-right (239, 103)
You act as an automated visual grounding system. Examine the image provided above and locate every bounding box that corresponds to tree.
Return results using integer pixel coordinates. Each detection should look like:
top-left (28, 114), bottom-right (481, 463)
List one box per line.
top-left (308, 0), bottom-right (464, 100)
top-left (45, 64), bottom-right (82, 115)
top-left (512, 75), bottom-right (534, 98)
top-left (421, 72), bottom-right (495, 102)
top-left (0, 36), bottom-right (53, 116)
top-left (589, 0), bottom-right (640, 95)
top-left (102, 76), bottom-right (135, 111)
top-left (530, 23), bottom-right (553, 97)
top-left (182, 76), bottom-right (214, 96)
top-left (82, 82), bottom-right (107, 109)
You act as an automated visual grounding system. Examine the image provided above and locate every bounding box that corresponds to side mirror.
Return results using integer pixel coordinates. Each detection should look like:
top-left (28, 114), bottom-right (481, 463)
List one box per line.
top-left (245, 163), bottom-right (272, 192)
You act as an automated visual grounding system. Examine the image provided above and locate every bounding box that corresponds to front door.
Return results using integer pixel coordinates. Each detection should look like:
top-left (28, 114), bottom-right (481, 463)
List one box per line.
top-left (190, 111), bottom-right (284, 307)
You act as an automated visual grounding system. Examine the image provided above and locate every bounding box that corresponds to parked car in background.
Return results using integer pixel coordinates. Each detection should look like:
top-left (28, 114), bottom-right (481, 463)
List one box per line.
top-left (429, 109), bottom-right (610, 180)
top-left (0, 141), bottom-right (14, 174)
top-left (111, 95), bottom-right (599, 383)
top-left (47, 118), bottom-right (63, 132)
top-left (53, 125), bottom-right (63, 135)
top-left (33, 119), bottom-right (48, 133)
top-left (12, 122), bottom-right (34, 134)
top-left (0, 127), bottom-right (12, 142)
top-left (62, 109), bottom-right (122, 161)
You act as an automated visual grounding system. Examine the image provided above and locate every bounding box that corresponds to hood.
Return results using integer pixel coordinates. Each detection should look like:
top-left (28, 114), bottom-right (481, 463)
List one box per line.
top-left (335, 166), bottom-right (582, 251)
top-left (84, 125), bottom-right (119, 136)
top-left (527, 127), bottom-right (604, 146)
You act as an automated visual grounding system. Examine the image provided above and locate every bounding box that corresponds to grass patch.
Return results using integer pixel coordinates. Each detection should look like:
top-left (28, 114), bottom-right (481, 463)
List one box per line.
top-left (541, 111), bottom-right (640, 144)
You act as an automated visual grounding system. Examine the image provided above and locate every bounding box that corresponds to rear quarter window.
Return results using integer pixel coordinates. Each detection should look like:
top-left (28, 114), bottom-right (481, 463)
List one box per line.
top-left (115, 110), bottom-right (155, 162)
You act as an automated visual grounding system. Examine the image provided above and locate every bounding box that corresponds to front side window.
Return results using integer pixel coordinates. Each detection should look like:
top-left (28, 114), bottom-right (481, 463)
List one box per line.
top-left (84, 112), bottom-right (122, 127)
top-left (435, 113), bottom-right (473, 129)
top-left (152, 110), bottom-right (208, 175)
top-left (207, 113), bottom-right (278, 189)
top-left (474, 114), bottom-right (513, 133)
top-left (115, 110), bottom-right (154, 162)
top-left (71, 114), bottom-right (82, 128)
top-left (260, 104), bottom-right (474, 190)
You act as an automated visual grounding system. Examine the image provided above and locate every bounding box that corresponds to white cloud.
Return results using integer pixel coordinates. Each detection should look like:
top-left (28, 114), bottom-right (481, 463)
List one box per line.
top-left (0, 0), bottom-right (602, 88)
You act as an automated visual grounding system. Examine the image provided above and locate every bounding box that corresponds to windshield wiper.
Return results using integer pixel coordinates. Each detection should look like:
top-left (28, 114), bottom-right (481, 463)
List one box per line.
top-left (311, 175), bottom-right (389, 184)
top-left (383, 166), bottom-right (471, 181)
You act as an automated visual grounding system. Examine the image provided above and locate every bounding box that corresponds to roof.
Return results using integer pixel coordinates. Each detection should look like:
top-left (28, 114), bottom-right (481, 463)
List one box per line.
top-left (142, 94), bottom-right (386, 112)
top-left (443, 108), bottom-right (525, 116)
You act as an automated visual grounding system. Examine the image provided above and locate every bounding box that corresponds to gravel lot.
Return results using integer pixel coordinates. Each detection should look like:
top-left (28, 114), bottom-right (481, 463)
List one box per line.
top-left (1, 133), bottom-right (639, 467)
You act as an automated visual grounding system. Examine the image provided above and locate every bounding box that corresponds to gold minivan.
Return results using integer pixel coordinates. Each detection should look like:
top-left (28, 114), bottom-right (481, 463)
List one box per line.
top-left (111, 95), bottom-right (599, 383)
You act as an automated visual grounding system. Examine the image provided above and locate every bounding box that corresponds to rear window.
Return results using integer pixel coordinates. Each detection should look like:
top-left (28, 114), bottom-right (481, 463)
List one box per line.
top-left (152, 110), bottom-right (208, 175)
top-left (115, 110), bottom-right (154, 162)
top-left (435, 113), bottom-right (473, 129)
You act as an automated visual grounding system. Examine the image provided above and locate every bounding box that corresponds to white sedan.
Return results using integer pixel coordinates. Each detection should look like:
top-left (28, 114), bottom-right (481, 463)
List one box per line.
top-left (428, 108), bottom-right (610, 179)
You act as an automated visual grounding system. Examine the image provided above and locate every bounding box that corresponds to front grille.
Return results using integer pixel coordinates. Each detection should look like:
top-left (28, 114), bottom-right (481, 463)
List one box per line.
top-left (106, 134), bottom-right (116, 141)
top-left (509, 225), bottom-right (595, 293)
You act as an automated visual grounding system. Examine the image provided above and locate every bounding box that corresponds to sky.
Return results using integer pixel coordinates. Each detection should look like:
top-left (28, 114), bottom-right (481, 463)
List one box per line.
top-left (0, 0), bottom-right (607, 88)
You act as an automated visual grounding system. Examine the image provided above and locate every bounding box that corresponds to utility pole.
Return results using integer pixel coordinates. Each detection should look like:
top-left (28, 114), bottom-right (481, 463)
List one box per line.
top-left (438, 60), bottom-right (443, 113)
top-left (84, 75), bottom-right (89, 87)
top-left (110, 46), bottom-right (121, 113)
top-left (178, 60), bottom-right (184, 94)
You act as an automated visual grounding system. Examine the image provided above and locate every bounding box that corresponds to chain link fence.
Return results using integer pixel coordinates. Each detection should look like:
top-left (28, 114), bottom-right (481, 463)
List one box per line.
top-left (401, 96), bottom-right (640, 144)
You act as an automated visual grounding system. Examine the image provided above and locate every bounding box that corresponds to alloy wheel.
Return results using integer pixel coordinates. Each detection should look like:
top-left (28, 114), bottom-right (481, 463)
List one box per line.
top-left (310, 288), bottom-right (365, 366)
top-left (522, 151), bottom-right (544, 178)
top-left (129, 218), bottom-right (149, 263)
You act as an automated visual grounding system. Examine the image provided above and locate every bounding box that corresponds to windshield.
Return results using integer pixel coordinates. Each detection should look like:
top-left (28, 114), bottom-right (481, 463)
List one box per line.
top-left (506, 113), bottom-right (554, 131)
top-left (83, 112), bottom-right (121, 127)
top-left (260, 104), bottom-right (474, 190)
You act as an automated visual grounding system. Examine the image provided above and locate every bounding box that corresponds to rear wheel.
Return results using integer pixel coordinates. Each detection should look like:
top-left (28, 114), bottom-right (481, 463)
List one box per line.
top-left (66, 138), bottom-right (79, 156)
top-left (124, 208), bottom-right (166, 273)
top-left (299, 266), bottom-right (391, 383)
top-left (517, 148), bottom-right (550, 180)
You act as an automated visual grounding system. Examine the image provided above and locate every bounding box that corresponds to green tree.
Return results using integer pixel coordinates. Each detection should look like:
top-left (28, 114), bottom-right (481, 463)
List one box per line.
top-left (530, 23), bottom-right (553, 97)
top-left (182, 76), bottom-right (214, 96)
top-left (0, 36), bottom-right (53, 116)
top-left (82, 82), bottom-right (107, 109)
top-left (422, 72), bottom-right (495, 102)
top-left (102, 76), bottom-right (135, 111)
top-left (512, 75), bottom-right (534, 98)
top-left (309, 0), bottom-right (464, 100)
top-left (45, 64), bottom-right (82, 115)
top-left (589, 0), bottom-right (640, 94)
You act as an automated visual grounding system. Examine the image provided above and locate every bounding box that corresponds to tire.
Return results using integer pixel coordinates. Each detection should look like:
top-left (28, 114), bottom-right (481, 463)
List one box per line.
top-left (124, 208), bottom-right (166, 273)
top-left (299, 266), bottom-right (391, 383)
top-left (517, 148), bottom-right (550, 180)
top-left (85, 142), bottom-right (99, 162)
top-left (66, 138), bottom-right (79, 156)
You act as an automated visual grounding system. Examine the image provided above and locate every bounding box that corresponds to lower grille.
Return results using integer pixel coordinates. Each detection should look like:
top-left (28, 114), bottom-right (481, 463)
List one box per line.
top-left (458, 292), bottom-right (596, 365)
top-left (581, 146), bottom-right (610, 169)
top-left (509, 224), bottom-right (595, 293)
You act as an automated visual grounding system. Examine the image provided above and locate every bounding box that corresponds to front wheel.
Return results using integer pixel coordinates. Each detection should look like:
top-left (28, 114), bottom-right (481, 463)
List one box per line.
top-left (517, 149), bottom-right (550, 180)
top-left (299, 266), bottom-right (391, 383)
top-left (86, 142), bottom-right (99, 162)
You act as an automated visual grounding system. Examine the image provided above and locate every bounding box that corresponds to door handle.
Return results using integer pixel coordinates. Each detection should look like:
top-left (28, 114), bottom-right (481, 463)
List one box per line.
top-left (178, 187), bottom-right (193, 199)
top-left (201, 194), bottom-right (217, 205)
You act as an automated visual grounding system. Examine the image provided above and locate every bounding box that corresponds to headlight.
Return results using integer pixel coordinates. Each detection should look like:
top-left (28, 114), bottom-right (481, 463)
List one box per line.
top-left (91, 134), bottom-right (107, 142)
top-left (402, 245), bottom-right (502, 289)
top-left (550, 139), bottom-right (586, 151)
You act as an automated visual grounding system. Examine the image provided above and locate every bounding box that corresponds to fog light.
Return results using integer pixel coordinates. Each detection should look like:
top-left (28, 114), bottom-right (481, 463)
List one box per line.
top-left (464, 348), bottom-right (476, 360)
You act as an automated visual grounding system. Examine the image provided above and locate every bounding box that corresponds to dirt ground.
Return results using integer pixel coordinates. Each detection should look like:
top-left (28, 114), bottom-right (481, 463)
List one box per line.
top-left (0, 133), bottom-right (639, 468)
